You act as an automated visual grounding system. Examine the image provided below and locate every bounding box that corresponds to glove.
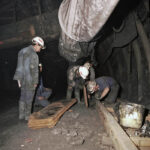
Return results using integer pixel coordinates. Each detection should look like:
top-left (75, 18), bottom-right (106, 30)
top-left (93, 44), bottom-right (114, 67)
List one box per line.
top-left (94, 91), bottom-right (102, 100)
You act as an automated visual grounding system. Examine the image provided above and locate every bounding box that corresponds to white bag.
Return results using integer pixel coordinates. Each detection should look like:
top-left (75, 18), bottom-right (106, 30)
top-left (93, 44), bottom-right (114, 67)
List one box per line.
top-left (58, 0), bottom-right (119, 42)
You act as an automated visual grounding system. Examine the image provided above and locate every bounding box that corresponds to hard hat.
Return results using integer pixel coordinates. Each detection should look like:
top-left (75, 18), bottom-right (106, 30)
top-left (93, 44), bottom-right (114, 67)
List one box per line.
top-left (39, 63), bottom-right (42, 67)
top-left (79, 66), bottom-right (89, 79)
top-left (87, 81), bottom-right (96, 94)
top-left (84, 62), bottom-right (91, 69)
top-left (32, 36), bottom-right (45, 49)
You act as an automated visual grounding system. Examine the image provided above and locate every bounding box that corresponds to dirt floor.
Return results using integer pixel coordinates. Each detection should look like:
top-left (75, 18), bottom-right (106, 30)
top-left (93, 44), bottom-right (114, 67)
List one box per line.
top-left (0, 91), bottom-right (114, 150)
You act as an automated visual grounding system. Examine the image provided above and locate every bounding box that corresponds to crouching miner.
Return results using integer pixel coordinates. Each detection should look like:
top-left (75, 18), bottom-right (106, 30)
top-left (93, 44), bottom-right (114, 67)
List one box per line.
top-left (13, 36), bottom-right (45, 121)
top-left (87, 76), bottom-right (119, 104)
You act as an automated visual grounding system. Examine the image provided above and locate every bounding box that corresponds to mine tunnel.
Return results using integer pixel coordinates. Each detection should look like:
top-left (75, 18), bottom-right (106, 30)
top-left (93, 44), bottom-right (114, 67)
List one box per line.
top-left (0, 0), bottom-right (150, 150)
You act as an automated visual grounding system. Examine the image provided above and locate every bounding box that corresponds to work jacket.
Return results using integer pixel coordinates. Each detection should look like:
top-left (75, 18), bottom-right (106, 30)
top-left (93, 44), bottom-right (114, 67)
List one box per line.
top-left (88, 66), bottom-right (95, 81)
top-left (13, 45), bottom-right (39, 90)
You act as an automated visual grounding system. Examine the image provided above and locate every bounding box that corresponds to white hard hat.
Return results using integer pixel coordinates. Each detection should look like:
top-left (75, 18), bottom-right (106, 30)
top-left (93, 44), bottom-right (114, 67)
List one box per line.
top-left (84, 62), bottom-right (91, 69)
top-left (32, 36), bottom-right (45, 49)
top-left (79, 66), bottom-right (89, 79)
top-left (87, 81), bottom-right (96, 94)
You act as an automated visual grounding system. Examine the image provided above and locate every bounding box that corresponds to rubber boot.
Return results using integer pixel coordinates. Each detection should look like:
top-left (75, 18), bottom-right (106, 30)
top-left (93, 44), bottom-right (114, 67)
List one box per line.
top-left (75, 88), bottom-right (80, 103)
top-left (66, 87), bottom-right (73, 101)
top-left (25, 103), bottom-right (32, 121)
top-left (19, 101), bottom-right (25, 120)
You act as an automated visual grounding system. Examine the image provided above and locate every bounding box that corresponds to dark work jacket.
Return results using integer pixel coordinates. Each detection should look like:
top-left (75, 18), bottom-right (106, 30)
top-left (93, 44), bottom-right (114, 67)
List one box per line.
top-left (67, 66), bottom-right (80, 87)
top-left (96, 76), bottom-right (117, 93)
top-left (89, 66), bottom-right (95, 81)
top-left (13, 45), bottom-right (39, 90)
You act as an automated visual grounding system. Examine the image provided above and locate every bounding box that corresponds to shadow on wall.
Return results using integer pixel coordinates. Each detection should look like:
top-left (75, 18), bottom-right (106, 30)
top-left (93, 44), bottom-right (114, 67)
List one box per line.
top-left (39, 40), bottom-right (69, 99)
top-left (0, 48), bottom-right (20, 91)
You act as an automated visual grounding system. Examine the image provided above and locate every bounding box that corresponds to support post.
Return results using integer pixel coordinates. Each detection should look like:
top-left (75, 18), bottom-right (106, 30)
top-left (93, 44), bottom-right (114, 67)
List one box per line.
top-left (132, 39), bottom-right (143, 101)
top-left (135, 13), bottom-right (150, 72)
top-left (97, 101), bottom-right (138, 150)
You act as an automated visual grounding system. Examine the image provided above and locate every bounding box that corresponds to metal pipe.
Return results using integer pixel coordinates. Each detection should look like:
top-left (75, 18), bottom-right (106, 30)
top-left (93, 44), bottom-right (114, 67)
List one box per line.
top-left (132, 39), bottom-right (143, 101)
top-left (135, 13), bottom-right (150, 72)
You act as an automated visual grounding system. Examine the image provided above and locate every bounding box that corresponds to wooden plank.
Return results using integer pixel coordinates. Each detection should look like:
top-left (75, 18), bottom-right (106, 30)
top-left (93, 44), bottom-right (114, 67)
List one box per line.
top-left (97, 101), bottom-right (138, 150)
top-left (106, 106), bottom-right (114, 113)
top-left (106, 106), bottom-right (118, 121)
top-left (125, 126), bottom-right (150, 147)
top-left (139, 147), bottom-right (150, 150)
top-left (130, 137), bottom-right (150, 147)
top-left (28, 99), bottom-right (77, 129)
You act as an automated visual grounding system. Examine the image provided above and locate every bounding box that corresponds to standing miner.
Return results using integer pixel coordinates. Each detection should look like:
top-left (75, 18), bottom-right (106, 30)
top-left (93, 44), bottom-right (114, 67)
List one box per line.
top-left (13, 36), bottom-right (45, 121)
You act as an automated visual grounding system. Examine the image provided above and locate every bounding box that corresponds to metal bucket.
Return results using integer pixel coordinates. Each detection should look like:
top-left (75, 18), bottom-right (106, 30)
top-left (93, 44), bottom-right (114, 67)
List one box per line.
top-left (119, 102), bottom-right (145, 129)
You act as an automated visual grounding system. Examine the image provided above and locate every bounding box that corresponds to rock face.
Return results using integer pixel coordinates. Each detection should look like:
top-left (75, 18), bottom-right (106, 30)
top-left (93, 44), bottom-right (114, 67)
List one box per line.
top-left (0, 10), bottom-right (60, 50)
top-left (0, 0), bottom-right (62, 49)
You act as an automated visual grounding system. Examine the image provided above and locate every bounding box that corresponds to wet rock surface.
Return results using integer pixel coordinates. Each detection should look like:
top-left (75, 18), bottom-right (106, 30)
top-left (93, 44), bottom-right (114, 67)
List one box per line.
top-left (0, 98), bottom-right (114, 150)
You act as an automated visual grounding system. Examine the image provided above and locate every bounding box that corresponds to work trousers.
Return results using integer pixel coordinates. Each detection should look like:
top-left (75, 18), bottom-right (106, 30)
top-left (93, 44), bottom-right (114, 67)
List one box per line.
top-left (19, 89), bottom-right (35, 105)
top-left (105, 83), bottom-right (119, 103)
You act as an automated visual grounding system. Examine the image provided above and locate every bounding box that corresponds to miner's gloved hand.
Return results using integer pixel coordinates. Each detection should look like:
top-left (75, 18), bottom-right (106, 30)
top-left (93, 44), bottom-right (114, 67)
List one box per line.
top-left (94, 91), bottom-right (102, 100)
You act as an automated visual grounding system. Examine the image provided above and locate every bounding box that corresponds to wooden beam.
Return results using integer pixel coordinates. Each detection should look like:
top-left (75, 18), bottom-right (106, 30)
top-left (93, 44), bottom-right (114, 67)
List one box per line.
top-left (139, 147), bottom-right (150, 150)
top-left (97, 101), bottom-right (138, 150)
top-left (28, 99), bottom-right (77, 129)
top-left (130, 137), bottom-right (150, 147)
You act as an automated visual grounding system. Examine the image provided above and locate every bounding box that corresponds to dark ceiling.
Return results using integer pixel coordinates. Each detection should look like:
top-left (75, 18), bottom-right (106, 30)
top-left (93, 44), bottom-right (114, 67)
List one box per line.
top-left (0, 0), bottom-right (62, 25)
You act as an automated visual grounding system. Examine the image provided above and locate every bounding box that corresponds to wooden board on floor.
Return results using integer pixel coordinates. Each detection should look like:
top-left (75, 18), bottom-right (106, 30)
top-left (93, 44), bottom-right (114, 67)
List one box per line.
top-left (28, 99), bottom-right (77, 129)
top-left (97, 101), bottom-right (138, 150)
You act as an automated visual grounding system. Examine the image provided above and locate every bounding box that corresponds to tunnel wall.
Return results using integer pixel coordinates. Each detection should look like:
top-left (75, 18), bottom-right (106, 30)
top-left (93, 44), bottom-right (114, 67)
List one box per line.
top-left (95, 0), bottom-right (150, 109)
